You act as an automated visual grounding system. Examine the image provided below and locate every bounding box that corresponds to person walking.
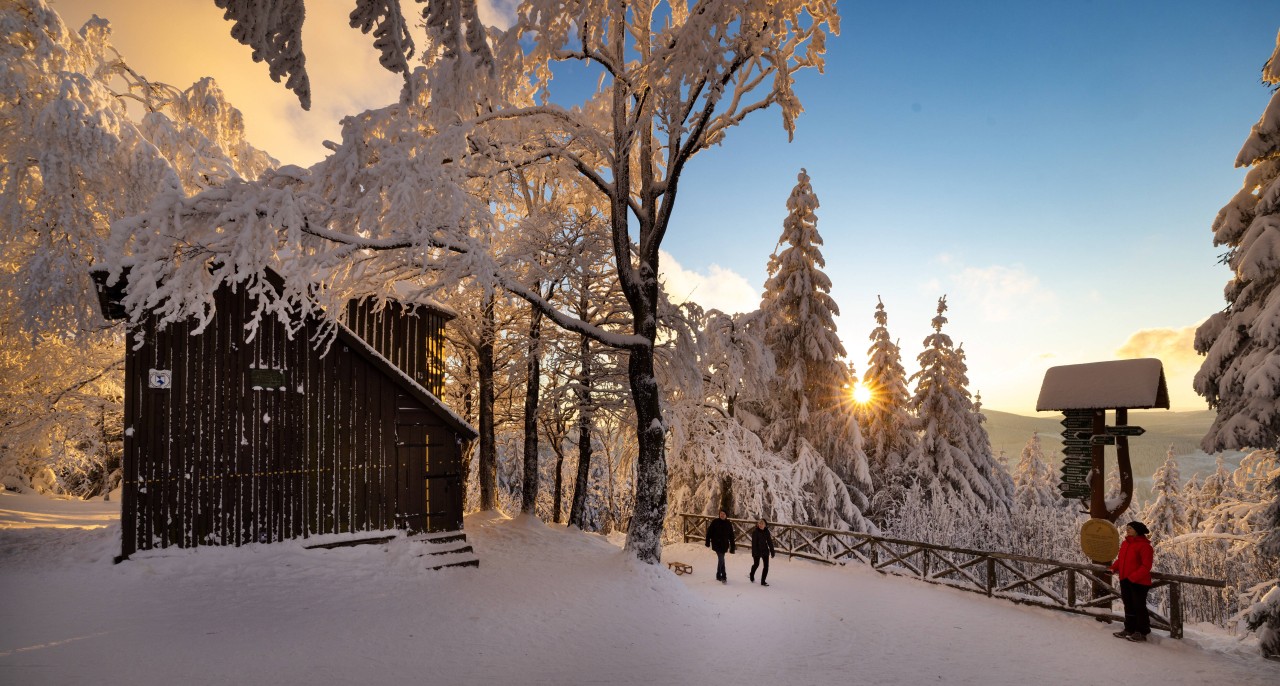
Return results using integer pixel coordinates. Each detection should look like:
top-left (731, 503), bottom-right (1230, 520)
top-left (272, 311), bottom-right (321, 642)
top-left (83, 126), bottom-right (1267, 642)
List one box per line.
top-left (1111, 520), bottom-right (1154, 642)
top-left (705, 510), bottom-right (736, 582)
top-left (748, 518), bottom-right (776, 586)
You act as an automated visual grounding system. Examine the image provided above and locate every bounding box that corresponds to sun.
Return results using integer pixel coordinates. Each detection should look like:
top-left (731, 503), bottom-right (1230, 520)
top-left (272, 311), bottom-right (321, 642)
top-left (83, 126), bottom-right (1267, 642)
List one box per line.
top-left (852, 381), bottom-right (873, 405)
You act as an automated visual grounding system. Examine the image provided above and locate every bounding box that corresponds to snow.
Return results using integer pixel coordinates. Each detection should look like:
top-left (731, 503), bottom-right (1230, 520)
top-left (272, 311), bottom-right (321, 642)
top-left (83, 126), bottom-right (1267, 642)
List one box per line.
top-left (1037, 358), bottom-right (1170, 411)
top-left (1, 494), bottom-right (1277, 684)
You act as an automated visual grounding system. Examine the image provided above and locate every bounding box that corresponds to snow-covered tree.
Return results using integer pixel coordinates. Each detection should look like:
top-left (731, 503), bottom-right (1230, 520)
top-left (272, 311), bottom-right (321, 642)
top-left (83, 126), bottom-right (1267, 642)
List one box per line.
top-left (757, 169), bottom-right (871, 532)
top-left (0, 1), bottom-right (273, 496)
top-left (1200, 454), bottom-right (1240, 515)
top-left (1013, 433), bottom-right (1059, 509)
top-left (154, 0), bottom-right (841, 564)
top-left (1146, 446), bottom-right (1190, 539)
top-left (862, 296), bottom-right (916, 508)
top-left (902, 298), bottom-right (1012, 513)
top-left (1194, 30), bottom-right (1280, 455)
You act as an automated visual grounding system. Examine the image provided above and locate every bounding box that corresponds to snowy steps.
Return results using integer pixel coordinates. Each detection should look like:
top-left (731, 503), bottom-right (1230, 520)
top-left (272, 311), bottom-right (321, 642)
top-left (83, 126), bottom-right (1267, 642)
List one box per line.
top-left (303, 530), bottom-right (479, 571)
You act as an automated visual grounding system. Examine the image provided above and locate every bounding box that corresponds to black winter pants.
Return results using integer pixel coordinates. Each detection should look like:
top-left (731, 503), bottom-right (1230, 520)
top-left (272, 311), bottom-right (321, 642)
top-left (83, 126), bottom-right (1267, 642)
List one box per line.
top-left (1120, 579), bottom-right (1151, 636)
top-left (750, 554), bottom-right (769, 583)
top-left (715, 550), bottom-right (727, 580)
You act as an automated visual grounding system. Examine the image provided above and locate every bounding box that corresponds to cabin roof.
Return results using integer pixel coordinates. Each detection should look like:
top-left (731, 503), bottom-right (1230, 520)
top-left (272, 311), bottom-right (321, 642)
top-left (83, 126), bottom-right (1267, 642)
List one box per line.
top-left (1035, 358), bottom-right (1170, 411)
top-left (91, 267), bottom-right (477, 440)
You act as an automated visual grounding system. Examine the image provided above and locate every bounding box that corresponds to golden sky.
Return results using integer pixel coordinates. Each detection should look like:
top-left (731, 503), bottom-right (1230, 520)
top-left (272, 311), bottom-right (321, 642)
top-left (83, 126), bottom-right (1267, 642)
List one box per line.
top-left (52, 0), bottom-right (413, 166)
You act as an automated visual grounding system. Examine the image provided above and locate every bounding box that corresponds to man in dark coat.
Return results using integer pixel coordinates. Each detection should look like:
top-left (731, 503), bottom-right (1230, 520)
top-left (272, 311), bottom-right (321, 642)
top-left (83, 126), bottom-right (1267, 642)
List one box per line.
top-left (704, 510), bottom-right (736, 582)
top-left (748, 518), bottom-right (776, 586)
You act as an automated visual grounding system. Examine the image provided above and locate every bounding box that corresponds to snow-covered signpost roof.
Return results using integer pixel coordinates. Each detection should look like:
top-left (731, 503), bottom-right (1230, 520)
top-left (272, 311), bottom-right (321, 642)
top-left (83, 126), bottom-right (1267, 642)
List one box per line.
top-left (1035, 358), bottom-right (1170, 411)
top-left (1036, 358), bottom-right (1170, 561)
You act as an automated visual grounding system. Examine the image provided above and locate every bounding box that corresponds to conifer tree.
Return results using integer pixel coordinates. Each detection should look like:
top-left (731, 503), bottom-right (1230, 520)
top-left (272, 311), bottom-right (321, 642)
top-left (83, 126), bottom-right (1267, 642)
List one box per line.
top-left (903, 298), bottom-right (1012, 512)
top-left (862, 297), bottom-right (916, 500)
top-left (1146, 446), bottom-right (1189, 538)
top-left (1013, 433), bottom-right (1059, 509)
top-left (1194, 30), bottom-right (1280, 454)
top-left (758, 169), bottom-right (871, 531)
top-left (1183, 473), bottom-right (1206, 532)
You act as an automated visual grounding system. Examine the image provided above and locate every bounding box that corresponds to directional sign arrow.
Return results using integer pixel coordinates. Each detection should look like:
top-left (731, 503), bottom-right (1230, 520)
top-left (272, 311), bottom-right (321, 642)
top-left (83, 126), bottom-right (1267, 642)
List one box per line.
top-left (1060, 475), bottom-right (1088, 485)
top-left (1062, 430), bottom-right (1094, 441)
top-left (1104, 425), bottom-right (1146, 437)
top-left (1090, 434), bottom-right (1117, 445)
top-left (1061, 417), bottom-right (1092, 429)
top-left (1064, 446), bottom-right (1093, 457)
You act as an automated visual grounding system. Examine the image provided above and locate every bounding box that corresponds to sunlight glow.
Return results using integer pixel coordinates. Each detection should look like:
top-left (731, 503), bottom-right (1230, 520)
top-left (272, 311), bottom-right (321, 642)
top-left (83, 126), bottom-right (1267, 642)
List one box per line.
top-left (852, 382), bottom-right (873, 405)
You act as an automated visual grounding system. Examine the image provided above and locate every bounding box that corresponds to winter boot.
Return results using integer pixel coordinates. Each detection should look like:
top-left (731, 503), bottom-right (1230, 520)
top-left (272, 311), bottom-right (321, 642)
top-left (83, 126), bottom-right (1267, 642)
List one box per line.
top-left (749, 572), bottom-right (754, 583)
top-left (1112, 631), bottom-right (1131, 639)
top-left (760, 581), bottom-right (769, 587)
top-left (1126, 633), bottom-right (1147, 643)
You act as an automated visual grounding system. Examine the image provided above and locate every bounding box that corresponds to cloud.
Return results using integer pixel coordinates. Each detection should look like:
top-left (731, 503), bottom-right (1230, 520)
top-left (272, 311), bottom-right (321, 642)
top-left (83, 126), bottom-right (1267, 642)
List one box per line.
top-left (950, 264), bottom-right (1057, 322)
top-left (658, 250), bottom-right (759, 315)
top-left (1115, 325), bottom-right (1207, 410)
top-left (477, 0), bottom-right (522, 29)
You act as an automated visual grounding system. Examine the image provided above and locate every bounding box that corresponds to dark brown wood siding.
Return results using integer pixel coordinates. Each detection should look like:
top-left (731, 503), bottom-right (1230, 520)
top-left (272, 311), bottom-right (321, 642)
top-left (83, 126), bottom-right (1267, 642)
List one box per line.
top-left (346, 298), bottom-right (449, 398)
top-left (119, 287), bottom-right (466, 558)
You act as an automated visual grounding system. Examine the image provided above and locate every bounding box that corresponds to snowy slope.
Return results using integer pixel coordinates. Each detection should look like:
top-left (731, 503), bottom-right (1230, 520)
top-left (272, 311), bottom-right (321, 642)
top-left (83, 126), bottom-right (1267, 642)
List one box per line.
top-left (0, 495), bottom-right (1275, 685)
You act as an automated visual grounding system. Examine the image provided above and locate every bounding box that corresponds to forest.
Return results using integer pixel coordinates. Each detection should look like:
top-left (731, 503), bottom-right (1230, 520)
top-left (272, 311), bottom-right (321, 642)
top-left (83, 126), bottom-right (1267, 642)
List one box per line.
top-left (1, 0), bottom-right (1277, 657)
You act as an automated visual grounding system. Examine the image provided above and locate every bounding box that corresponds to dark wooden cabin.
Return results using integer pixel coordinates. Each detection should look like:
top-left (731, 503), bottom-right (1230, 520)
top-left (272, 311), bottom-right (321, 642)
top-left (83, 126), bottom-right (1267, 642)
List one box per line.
top-left (94, 271), bottom-right (476, 560)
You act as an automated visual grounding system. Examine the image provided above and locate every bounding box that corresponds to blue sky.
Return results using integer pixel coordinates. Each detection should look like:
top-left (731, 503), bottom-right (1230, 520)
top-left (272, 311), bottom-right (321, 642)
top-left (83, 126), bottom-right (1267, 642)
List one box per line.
top-left (56, 1), bottom-right (1278, 414)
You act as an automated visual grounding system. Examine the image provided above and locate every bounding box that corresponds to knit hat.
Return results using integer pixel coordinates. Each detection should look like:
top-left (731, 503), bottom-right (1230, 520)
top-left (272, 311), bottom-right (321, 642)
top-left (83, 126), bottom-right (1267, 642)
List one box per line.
top-left (1126, 521), bottom-right (1149, 537)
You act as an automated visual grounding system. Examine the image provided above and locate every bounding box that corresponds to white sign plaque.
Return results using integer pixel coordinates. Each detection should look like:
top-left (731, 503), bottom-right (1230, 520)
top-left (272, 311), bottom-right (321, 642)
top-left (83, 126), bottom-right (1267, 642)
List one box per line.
top-left (148, 369), bottom-right (172, 389)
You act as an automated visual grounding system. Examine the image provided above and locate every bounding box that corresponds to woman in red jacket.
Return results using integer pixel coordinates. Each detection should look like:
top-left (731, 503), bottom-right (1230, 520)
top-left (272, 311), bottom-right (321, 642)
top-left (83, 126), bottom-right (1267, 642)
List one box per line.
top-left (1111, 521), bottom-right (1154, 642)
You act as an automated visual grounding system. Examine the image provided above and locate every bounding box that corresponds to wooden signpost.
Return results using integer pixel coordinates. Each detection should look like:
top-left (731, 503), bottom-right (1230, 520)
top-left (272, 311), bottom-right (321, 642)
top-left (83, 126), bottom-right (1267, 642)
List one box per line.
top-left (1036, 359), bottom-right (1169, 537)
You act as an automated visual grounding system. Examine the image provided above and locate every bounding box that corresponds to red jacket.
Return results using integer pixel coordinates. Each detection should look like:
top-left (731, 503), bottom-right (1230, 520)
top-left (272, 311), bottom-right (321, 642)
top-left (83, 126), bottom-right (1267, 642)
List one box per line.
top-left (1111, 535), bottom-right (1153, 586)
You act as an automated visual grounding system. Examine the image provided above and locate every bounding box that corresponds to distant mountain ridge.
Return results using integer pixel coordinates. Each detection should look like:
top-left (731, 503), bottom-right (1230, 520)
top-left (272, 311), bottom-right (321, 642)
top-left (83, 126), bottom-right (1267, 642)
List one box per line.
top-left (983, 409), bottom-right (1219, 493)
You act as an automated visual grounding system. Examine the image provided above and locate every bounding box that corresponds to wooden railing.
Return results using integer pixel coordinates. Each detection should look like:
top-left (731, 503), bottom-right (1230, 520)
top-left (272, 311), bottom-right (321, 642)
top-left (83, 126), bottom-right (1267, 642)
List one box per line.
top-left (677, 513), bottom-right (1225, 639)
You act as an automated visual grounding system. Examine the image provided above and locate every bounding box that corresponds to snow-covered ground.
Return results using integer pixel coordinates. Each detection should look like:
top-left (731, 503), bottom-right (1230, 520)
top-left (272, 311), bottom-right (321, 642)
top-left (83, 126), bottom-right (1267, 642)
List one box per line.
top-left (1, 492), bottom-right (1275, 685)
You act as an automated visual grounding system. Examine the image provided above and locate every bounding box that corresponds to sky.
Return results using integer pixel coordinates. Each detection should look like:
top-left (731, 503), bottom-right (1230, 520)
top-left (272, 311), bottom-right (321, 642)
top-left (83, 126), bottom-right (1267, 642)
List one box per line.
top-left (50, 0), bottom-right (1280, 415)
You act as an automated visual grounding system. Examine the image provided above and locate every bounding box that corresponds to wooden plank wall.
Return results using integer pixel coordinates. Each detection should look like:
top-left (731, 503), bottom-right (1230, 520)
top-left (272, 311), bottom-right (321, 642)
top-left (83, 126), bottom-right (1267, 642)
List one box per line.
top-left (120, 288), bottom-right (459, 558)
top-left (346, 299), bottom-right (448, 398)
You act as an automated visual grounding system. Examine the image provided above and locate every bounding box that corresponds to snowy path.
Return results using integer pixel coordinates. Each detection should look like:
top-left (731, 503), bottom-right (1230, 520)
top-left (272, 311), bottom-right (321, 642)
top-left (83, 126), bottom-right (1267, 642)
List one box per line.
top-left (0, 502), bottom-right (1275, 685)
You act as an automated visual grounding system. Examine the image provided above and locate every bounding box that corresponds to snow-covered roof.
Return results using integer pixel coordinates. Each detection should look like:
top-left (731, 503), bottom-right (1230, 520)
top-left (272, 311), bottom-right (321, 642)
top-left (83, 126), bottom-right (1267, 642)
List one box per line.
top-left (1035, 358), bottom-right (1170, 411)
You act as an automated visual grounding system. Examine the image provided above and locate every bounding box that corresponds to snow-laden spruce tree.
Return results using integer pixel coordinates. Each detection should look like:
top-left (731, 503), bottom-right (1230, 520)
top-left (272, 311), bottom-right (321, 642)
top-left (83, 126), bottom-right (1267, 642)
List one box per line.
top-left (1201, 454), bottom-right (1241, 514)
top-left (862, 296), bottom-right (917, 515)
top-left (1013, 433), bottom-right (1059, 509)
top-left (757, 169), bottom-right (872, 532)
top-left (1194, 32), bottom-right (1280, 454)
top-left (1145, 446), bottom-right (1190, 539)
top-left (1183, 472), bottom-right (1207, 532)
top-left (901, 298), bottom-right (1013, 513)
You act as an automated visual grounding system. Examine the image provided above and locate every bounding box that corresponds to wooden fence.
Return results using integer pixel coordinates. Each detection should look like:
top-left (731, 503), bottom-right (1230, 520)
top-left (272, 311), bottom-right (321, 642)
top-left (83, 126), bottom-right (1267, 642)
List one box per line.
top-left (678, 514), bottom-right (1225, 639)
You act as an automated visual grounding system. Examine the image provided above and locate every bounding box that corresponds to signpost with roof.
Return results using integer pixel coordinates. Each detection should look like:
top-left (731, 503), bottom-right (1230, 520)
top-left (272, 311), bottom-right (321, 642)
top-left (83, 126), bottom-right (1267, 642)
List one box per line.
top-left (1036, 358), bottom-right (1170, 564)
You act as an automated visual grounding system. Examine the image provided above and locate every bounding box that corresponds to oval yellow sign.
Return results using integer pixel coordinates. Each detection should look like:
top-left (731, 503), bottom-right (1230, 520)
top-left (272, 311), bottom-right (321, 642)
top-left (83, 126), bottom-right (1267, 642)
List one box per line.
top-left (1080, 518), bottom-right (1120, 563)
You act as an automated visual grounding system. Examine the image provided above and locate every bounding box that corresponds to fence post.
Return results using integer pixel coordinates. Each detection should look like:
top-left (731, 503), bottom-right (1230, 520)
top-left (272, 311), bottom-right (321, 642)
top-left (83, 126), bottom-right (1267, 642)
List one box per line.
top-left (869, 538), bottom-right (878, 567)
top-left (985, 557), bottom-right (995, 597)
top-left (1067, 569), bottom-right (1076, 608)
top-left (1169, 583), bottom-right (1183, 639)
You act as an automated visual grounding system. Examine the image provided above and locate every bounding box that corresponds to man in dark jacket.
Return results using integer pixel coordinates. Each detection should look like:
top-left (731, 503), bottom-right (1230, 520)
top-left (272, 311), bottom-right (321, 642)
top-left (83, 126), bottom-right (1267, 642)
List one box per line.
top-left (749, 518), bottom-right (776, 586)
top-left (705, 510), bottom-right (736, 582)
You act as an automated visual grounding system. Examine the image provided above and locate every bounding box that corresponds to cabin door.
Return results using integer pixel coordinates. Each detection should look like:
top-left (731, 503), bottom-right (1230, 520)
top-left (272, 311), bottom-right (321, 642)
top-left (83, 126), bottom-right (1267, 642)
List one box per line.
top-left (394, 406), bottom-right (462, 533)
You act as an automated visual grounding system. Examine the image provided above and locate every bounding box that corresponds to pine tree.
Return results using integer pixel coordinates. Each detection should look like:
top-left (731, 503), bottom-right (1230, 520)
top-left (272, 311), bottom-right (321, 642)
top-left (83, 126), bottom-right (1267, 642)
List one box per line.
top-left (902, 297), bottom-right (1012, 512)
top-left (1200, 454), bottom-right (1238, 514)
top-left (1193, 31), bottom-right (1280, 454)
top-left (1146, 446), bottom-right (1189, 539)
top-left (1183, 473), bottom-right (1206, 532)
top-left (1013, 433), bottom-right (1059, 509)
top-left (758, 169), bottom-right (872, 532)
top-left (862, 297), bottom-right (917, 503)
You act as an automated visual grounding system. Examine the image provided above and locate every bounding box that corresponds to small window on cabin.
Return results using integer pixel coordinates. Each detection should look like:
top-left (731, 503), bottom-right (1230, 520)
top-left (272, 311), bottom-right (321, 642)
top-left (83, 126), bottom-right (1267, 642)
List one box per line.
top-left (248, 368), bottom-right (288, 391)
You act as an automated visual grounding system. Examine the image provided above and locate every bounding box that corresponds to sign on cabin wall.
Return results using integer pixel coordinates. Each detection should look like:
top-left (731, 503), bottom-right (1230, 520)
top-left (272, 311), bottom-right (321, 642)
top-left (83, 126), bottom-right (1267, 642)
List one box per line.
top-left (147, 369), bottom-right (171, 389)
top-left (248, 368), bottom-right (287, 390)
top-left (1080, 518), bottom-right (1120, 563)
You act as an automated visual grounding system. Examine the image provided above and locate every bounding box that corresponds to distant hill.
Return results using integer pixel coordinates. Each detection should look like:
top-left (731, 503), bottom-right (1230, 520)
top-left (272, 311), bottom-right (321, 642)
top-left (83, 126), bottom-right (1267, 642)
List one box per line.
top-left (983, 409), bottom-right (1223, 499)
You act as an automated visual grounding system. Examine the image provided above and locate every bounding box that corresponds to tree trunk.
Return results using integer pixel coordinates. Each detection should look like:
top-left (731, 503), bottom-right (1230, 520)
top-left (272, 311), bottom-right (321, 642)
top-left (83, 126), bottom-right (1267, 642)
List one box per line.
top-left (478, 294), bottom-right (497, 511)
top-left (552, 441), bottom-right (565, 523)
top-left (521, 307), bottom-right (544, 515)
top-left (568, 333), bottom-right (593, 529)
top-left (623, 325), bottom-right (666, 564)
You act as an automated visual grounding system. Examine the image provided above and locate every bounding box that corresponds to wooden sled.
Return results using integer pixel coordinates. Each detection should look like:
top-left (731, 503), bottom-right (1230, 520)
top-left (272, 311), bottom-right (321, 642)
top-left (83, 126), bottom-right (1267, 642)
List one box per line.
top-left (667, 561), bottom-right (693, 575)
